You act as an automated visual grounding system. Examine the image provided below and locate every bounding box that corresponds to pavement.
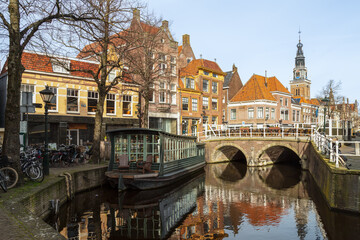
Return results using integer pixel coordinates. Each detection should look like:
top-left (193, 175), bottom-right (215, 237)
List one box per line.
top-left (0, 163), bottom-right (107, 240)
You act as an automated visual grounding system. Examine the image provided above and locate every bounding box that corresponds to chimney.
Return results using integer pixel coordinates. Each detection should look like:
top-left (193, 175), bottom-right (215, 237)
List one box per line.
top-left (265, 70), bottom-right (268, 87)
top-left (133, 8), bottom-right (140, 21)
top-left (182, 34), bottom-right (190, 46)
top-left (200, 54), bottom-right (202, 59)
top-left (161, 20), bottom-right (168, 29)
top-left (232, 64), bottom-right (237, 73)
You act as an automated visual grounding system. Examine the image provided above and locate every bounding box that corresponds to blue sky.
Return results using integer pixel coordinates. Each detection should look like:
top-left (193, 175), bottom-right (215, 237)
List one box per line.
top-left (147, 0), bottom-right (360, 102)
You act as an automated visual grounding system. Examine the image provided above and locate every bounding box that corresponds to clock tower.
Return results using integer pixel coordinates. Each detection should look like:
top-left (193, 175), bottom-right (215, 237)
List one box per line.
top-left (290, 31), bottom-right (311, 100)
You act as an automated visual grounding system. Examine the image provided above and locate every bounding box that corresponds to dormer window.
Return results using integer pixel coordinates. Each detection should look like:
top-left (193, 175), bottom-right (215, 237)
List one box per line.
top-left (203, 71), bottom-right (209, 76)
top-left (52, 60), bottom-right (70, 74)
top-left (161, 38), bottom-right (165, 43)
top-left (186, 57), bottom-right (192, 63)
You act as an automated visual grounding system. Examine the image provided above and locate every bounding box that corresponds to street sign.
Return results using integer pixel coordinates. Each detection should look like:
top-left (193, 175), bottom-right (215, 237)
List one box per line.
top-left (20, 106), bottom-right (35, 113)
top-left (20, 121), bottom-right (27, 133)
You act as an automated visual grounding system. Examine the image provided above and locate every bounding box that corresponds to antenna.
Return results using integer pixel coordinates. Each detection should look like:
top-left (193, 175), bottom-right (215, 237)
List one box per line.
top-left (298, 27), bottom-right (301, 42)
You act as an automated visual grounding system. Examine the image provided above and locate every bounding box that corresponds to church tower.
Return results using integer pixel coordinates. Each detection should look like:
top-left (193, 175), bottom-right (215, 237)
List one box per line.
top-left (290, 30), bottom-right (311, 100)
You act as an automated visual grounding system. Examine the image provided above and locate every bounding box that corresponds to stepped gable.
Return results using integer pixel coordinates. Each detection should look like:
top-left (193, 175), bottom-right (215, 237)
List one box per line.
top-left (230, 74), bottom-right (276, 102)
top-left (224, 71), bottom-right (233, 88)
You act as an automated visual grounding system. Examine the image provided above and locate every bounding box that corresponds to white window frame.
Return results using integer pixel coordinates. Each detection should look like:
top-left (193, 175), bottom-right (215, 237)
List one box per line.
top-left (171, 93), bottom-right (176, 105)
top-left (106, 93), bottom-right (116, 115)
top-left (248, 108), bottom-right (254, 119)
top-left (159, 91), bottom-right (166, 103)
top-left (212, 98), bottom-right (218, 110)
top-left (87, 91), bottom-right (98, 114)
top-left (230, 109), bottom-right (236, 120)
top-left (192, 98), bottom-right (198, 112)
top-left (52, 60), bottom-right (70, 74)
top-left (20, 84), bottom-right (36, 106)
top-left (108, 70), bottom-right (118, 82)
top-left (48, 87), bottom-right (58, 112)
top-left (203, 96), bottom-right (209, 109)
top-left (212, 81), bottom-right (218, 94)
top-left (203, 79), bottom-right (209, 92)
top-left (271, 108), bottom-right (275, 119)
top-left (257, 107), bottom-right (264, 119)
top-left (67, 89), bottom-right (79, 113)
top-left (122, 95), bottom-right (132, 116)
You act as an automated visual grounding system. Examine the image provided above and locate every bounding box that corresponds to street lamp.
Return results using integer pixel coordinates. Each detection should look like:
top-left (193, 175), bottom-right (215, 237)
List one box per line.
top-left (321, 97), bottom-right (329, 135)
top-left (40, 85), bottom-right (54, 176)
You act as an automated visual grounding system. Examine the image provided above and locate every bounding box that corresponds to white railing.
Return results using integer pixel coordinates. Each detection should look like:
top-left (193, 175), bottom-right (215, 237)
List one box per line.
top-left (312, 129), bottom-right (360, 169)
top-left (183, 124), bottom-right (314, 142)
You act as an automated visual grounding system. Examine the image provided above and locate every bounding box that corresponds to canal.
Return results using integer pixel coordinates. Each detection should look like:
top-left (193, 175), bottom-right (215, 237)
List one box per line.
top-left (46, 162), bottom-right (360, 240)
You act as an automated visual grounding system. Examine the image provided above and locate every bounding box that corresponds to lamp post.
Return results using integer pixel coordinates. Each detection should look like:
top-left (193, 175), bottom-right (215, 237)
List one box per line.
top-left (40, 86), bottom-right (54, 176)
top-left (322, 97), bottom-right (329, 135)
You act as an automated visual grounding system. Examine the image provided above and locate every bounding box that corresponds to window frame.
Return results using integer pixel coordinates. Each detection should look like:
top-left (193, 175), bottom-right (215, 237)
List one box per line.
top-left (248, 107), bottom-right (254, 119)
top-left (230, 109), bottom-right (236, 120)
top-left (203, 96), bottom-right (209, 109)
top-left (122, 95), bottom-right (132, 116)
top-left (67, 89), bottom-right (79, 113)
top-left (106, 93), bottom-right (116, 115)
top-left (87, 91), bottom-right (98, 114)
top-left (211, 98), bottom-right (218, 110)
top-left (191, 98), bottom-right (198, 112)
top-left (48, 87), bottom-right (58, 112)
top-left (182, 97), bottom-right (189, 111)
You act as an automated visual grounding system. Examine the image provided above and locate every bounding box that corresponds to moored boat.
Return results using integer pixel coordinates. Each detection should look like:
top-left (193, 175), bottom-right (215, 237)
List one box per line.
top-left (105, 128), bottom-right (205, 191)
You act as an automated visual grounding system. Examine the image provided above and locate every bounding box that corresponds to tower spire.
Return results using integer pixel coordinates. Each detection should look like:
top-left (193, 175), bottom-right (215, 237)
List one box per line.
top-left (298, 27), bottom-right (301, 43)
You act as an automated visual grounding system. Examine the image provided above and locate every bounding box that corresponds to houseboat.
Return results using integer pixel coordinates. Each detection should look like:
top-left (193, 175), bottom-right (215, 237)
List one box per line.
top-left (105, 128), bottom-right (205, 191)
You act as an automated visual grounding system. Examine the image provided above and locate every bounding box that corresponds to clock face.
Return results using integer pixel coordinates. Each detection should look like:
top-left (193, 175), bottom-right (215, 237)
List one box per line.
top-left (295, 71), bottom-right (300, 79)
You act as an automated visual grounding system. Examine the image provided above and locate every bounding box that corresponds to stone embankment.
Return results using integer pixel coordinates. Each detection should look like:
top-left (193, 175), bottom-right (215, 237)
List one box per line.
top-left (0, 164), bottom-right (107, 240)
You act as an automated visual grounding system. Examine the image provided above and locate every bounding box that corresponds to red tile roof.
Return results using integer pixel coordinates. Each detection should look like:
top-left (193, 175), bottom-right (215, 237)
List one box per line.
top-left (180, 59), bottom-right (224, 77)
top-left (230, 74), bottom-right (278, 102)
top-left (16, 51), bottom-right (99, 78)
top-left (178, 45), bottom-right (183, 56)
top-left (267, 76), bottom-right (290, 94)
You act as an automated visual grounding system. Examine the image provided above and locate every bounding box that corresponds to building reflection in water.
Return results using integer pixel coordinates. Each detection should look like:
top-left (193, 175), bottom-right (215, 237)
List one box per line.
top-left (47, 162), bottom-right (360, 240)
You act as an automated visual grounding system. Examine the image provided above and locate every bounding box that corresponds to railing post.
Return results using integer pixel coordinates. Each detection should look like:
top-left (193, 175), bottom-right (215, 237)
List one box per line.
top-left (263, 126), bottom-right (266, 138)
top-left (239, 128), bottom-right (241, 137)
top-left (330, 140), bottom-right (333, 162)
top-left (250, 127), bottom-right (252, 138)
top-left (281, 127), bottom-right (284, 138)
top-left (296, 125), bottom-right (298, 139)
top-left (336, 141), bottom-right (339, 168)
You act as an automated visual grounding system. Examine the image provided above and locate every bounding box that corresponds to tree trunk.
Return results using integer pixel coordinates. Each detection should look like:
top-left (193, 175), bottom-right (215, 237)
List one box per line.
top-left (143, 95), bottom-right (149, 128)
top-left (2, 0), bottom-right (24, 183)
top-left (91, 93), bottom-right (106, 164)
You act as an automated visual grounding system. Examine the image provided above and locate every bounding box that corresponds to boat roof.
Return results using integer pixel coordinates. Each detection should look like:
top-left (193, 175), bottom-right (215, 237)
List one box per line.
top-left (107, 128), bottom-right (197, 140)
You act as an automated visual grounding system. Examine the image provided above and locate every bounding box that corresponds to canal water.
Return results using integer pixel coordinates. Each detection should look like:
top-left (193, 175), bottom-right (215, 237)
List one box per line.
top-left (46, 163), bottom-right (360, 240)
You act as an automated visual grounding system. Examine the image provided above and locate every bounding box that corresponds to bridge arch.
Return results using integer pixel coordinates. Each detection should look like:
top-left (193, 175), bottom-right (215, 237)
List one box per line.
top-left (211, 143), bottom-right (248, 164)
top-left (256, 143), bottom-right (301, 165)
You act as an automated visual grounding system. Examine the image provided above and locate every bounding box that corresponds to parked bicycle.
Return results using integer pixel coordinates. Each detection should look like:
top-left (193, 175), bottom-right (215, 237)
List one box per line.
top-left (0, 155), bottom-right (19, 192)
top-left (20, 147), bottom-right (44, 182)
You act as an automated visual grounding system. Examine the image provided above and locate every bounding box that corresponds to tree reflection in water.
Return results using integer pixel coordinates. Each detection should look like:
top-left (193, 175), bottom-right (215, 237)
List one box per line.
top-left (46, 162), bottom-right (360, 240)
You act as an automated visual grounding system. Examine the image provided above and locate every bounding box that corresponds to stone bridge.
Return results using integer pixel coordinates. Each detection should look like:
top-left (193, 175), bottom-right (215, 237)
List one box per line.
top-left (204, 137), bottom-right (312, 168)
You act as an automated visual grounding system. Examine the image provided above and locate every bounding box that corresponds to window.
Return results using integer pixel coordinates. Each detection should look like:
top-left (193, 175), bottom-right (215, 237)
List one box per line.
top-left (182, 97), bottom-right (189, 110)
top-left (203, 116), bottom-right (208, 124)
top-left (203, 80), bottom-right (209, 92)
top-left (159, 91), bottom-right (166, 103)
top-left (170, 84), bottom-right (176, 91)
top-left (203, 97), bottom-right (209, 109)
top-left (171, 93), bottom-right (176, 105)
top-left (213, 73), bottom-right (217, 78)
top-left (192, 98), bottom-right (198, 112)
top-left (48, 87), bottom-right (57, 111)
top-left (265, 107), bottom-right (269, 119)
top-left (108, 71), bottom-right (117, 82)
top-left (211, 98), bottom-right (217, 110)
top-left (170, 56), bottom-right (176, 64)
top-left (297, 110), bottom-right (300, 122)
top-left (257, 107), bottom-right (264, 118)
top-left (271, 108), bottom-right (275, 119)
top-left (280, 97), bottom-right (283, 106)
top-left (248, 108), bottom-right (254, 119)
top-left (159, 82), bottom-right (166, 89)
top-left (149, 90), bottom-right (154, 103)
top-left (285, 98), bottom-right (288, 106)
top-left (159, 63), bottom-right (167, 73)
top-left (212, 81), bottom-right (218, 94)
top-left (285, 110), bottom-right (289, 120)
top-left (88, 91), bottom-right (98, 113)
top-left (186, 78), bottom-right (194, 89)
top-left (230, 109), bottom-right (236, 120)
top-left (52, 60), bottom-right (69, 74)
top-left (122, 95), bottom-right (132, 115)
top-left (161, 38), bottom-right (165, 43)
top-left (293, 110), bottom-right (296, 121)
top-left (106, 93), bottom-right (115, 114)
top-left (158, 53), bottom-right (165, 61)
top-left (212, 116), bottom-right (217, 125)
top-left (67, 89), bottom-right (79, 112)
top-left (187, 57), bottom-right (192, 63)
top-left (204, 71), bottom-right (209, 76)
top-left (171, 65), bottom-right (176, 75)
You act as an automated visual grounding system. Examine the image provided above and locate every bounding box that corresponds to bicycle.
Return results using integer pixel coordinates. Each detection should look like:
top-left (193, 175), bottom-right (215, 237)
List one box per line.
top-left (0, 156), bottom-right (19, 192)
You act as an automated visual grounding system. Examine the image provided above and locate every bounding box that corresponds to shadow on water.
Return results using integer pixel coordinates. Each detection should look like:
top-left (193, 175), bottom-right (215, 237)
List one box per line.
top-left (46, 161), bottom-right (360, 240)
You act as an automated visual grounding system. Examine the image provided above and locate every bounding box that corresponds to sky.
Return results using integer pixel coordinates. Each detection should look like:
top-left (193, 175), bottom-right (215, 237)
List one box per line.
top-left (146, 0), bottom-right (360, 102)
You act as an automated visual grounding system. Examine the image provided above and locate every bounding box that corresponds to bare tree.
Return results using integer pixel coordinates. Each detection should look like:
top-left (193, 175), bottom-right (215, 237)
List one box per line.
top-left (44, 0), bottom-right (142, 163)
top-left (124, 12), bottom-right (178, 128)
top-left (0, 0), bottom-right (90, 180)
top-left (316, 79), bottom-right (343, 118)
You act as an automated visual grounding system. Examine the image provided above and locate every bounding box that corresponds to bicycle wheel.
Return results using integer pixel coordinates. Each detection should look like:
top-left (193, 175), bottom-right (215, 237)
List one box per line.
top-left (1, 167), bottom-right (18, 189)
top-left (0, 170), bottom-right (7, 192)
top-left (26, 165), bottom-right (44, 182)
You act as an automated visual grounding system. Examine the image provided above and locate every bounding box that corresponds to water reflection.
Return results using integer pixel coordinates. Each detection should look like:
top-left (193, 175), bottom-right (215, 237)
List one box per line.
top-left (47, 162), bottom-right (360, 240)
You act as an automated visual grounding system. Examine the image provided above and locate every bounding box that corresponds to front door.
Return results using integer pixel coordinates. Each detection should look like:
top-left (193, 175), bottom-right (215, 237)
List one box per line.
top-left (67, 129), bottom-right (79, 145)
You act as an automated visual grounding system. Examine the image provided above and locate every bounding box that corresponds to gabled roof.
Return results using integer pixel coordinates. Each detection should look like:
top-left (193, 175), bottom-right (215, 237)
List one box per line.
top-left (180, 59), bottom-right (224, 77)
top-left (230, 74), bottom-right (276, 102)
top-left (267, 76), bottom-right (290, 94)
top-left (224, 71), bottom-right (233, 88)
top-left (292, 96), bottom-right (320, 106)
top-left (178, 45), bottom-right (183, 56)
top-left (12, 51), bottom-right (99, 78)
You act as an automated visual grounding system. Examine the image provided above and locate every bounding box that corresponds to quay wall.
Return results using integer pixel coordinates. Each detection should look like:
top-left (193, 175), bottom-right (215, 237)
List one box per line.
top-left (19, 166), bottom-right (108, 219)
top-left (307, 143), bottom-right (360, 213)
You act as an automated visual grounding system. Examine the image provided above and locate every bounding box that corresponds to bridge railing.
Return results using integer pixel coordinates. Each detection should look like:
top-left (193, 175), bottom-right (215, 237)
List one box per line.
top-left (183, 125), bottom-right (314, 142)
top-left (312, 129), bottom-right (360, 169)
